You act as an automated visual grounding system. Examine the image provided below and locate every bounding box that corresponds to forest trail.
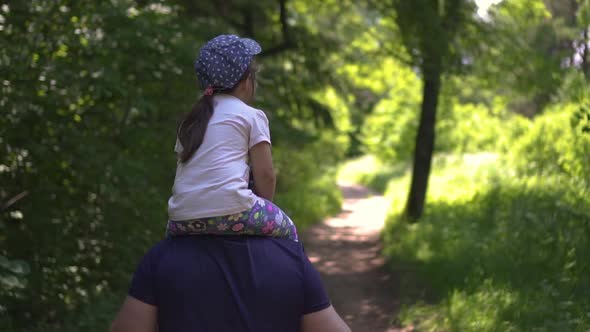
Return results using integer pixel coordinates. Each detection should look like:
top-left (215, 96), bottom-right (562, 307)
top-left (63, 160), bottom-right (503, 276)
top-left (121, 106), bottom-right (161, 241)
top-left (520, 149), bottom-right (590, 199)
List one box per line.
top-left (302, 183), bottom-right (413, 332)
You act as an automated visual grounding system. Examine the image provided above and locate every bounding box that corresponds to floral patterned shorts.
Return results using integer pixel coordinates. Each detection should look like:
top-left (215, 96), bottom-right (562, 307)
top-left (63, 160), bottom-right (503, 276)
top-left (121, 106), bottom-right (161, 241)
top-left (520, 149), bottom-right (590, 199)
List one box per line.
top-left (166, 197), bottom-right (298, 241)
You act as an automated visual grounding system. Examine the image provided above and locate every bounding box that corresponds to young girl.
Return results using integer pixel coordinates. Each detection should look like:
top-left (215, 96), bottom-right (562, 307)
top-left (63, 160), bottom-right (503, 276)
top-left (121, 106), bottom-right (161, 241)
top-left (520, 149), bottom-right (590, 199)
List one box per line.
top-left (166, 34), bottom-right (298, 241)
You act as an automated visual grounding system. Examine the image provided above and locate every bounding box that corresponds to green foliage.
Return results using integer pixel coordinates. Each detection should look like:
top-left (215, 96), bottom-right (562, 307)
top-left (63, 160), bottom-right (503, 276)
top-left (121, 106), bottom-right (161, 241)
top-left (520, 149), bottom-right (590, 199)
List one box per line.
top-left (275, 133), bottom-right (345, 227)
top-left (511, 103), bottom-right (590, 188)
top-left (559, 69), bottom-right (590, 103)
top-left (380, 153), bottom-right (590, 331)
top-left (437, 102), bottom-right (503, 153)
top-left (476, 0), bottom-right (579, 115)
top-left (361, 60), bottom-right (422, 161)
top-left (1, 2), bottom-right (188, 328)
top-left (0, 0), bottom-right (353, 329)
top-left (0, 255), bottom-right (30, 328)
top-left (436, 97), bottom-right (530, 154)
top-left (362, 84), bottom-right (527, 163)
top-left (573, 102), bottom-right (590, 133)
top-left (370, 102), bottom-right (590, 331)
top-left (349, 0), bottom-right (590, 329)
top-left (4, 0), bottom-right (590, 329)
top-left (29, 293), bottom-right (122, 332)
top-left (379, 0), bottom-right (475, 74)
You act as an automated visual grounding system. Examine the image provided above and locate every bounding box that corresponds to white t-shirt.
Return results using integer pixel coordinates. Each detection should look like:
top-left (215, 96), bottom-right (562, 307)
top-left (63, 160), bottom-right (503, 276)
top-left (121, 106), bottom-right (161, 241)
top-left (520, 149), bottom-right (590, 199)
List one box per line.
top-left (167, 94), bottom-right (271, 221)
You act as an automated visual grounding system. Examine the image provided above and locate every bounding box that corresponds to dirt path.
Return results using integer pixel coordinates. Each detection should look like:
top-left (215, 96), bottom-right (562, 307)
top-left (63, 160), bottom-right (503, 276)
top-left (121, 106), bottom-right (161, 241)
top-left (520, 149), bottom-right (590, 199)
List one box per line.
top-left (302, 183), bottom-right (411, 332)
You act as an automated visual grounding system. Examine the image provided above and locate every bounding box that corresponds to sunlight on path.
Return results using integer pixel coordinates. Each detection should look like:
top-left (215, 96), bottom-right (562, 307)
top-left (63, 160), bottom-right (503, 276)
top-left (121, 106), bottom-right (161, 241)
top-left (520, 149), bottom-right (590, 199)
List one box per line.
top-left (324, 184), bottom-right (389, 234)
top-left (302, 182), bottom-right (414, 332)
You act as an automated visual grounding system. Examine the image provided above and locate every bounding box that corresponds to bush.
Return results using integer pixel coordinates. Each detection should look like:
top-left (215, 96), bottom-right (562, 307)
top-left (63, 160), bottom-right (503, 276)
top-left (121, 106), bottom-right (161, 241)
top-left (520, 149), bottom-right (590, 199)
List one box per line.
top-left (511, 103), bottom-right (590, 189)
top-left (0, 2), bottom-right (347, 328)
top-left (378, 99), bottom-right (590, 330)
top-left (361, 63), bottom-right (422, 162)
top-left (362, 82), bottom-right (527, 163)
top-left (0, 2), bottom-right (195, 328)
top-left (381, 153), bottom-right (590, 331)
top-left (274, 132), bottom-right (345, 228)
top-left (436, 99), bottom-right (530, 154)
top-left (368, 101), bottom-right (590, 331)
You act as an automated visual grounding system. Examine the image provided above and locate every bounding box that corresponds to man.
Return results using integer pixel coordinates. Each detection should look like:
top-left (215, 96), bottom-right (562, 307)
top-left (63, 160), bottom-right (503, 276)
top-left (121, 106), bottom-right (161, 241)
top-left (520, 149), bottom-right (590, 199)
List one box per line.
top-left (111, 236), bottom-right (350, 332)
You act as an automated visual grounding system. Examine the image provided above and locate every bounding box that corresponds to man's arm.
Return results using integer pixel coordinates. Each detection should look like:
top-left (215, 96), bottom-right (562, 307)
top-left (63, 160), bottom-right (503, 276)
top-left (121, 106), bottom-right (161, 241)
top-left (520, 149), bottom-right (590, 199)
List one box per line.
top-left (301, 305), bottom-right (351, 332)
top-left (111, 296), bottom-right (158, 332)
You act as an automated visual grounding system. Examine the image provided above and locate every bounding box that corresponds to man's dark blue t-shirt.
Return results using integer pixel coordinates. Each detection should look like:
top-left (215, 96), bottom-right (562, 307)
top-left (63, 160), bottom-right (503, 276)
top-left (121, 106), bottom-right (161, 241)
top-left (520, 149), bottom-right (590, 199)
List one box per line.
top-left (129, 236), bottom-right (330, 332)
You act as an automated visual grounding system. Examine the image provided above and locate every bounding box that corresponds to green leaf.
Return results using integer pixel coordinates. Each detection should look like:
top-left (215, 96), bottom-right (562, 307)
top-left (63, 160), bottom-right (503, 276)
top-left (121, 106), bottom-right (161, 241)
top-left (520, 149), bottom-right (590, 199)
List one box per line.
top-left (0, 256), bottom-right (31, 275)
top-left (0, 275), bottom-right (26, 289)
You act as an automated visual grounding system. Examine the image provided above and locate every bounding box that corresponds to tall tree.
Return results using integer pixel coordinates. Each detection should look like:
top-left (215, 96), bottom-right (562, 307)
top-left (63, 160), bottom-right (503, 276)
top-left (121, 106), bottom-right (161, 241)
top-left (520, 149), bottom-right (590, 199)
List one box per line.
top-left (382, 0), bottom-right (474, 219)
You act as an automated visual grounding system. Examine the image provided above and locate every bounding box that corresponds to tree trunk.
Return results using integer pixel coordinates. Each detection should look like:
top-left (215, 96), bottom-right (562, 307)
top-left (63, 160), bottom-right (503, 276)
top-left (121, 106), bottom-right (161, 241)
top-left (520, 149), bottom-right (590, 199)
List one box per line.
top-left (582, 28), bottom-right (589, 79)
top-left (405, 61), bottom-right (442, 221)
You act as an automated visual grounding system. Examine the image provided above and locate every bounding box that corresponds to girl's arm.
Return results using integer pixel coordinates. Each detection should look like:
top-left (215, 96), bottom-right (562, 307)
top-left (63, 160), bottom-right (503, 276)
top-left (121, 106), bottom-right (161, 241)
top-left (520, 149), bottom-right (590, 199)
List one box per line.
top-left (249, 141), bottom-right (276, 201)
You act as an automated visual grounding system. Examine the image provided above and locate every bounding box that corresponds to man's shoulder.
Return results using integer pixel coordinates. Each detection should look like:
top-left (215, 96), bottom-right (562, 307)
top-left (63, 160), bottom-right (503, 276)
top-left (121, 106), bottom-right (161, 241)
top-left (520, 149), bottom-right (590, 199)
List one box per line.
top-left (145, 236), bottom-right (304, 257)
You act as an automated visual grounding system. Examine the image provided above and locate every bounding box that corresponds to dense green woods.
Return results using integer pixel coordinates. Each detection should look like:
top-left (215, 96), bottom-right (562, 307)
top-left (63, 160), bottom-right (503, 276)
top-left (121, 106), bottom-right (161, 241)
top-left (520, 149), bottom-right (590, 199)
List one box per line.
top-left (2, 0), bottom-right (590, 331)
top-left (1, 1), bottom-right (350, 330)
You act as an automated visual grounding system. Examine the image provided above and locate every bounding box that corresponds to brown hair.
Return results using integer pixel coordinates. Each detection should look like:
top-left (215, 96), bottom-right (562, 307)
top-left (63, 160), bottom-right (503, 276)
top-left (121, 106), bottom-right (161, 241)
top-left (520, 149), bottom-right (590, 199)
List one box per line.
top-left (177, 63), bottom-right (258, 163)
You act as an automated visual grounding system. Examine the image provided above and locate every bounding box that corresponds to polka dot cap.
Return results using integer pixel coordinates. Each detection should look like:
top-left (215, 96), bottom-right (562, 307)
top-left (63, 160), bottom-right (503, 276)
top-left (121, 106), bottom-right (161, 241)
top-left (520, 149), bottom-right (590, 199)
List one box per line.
top-left (194, 34), bottom-right (262, 90)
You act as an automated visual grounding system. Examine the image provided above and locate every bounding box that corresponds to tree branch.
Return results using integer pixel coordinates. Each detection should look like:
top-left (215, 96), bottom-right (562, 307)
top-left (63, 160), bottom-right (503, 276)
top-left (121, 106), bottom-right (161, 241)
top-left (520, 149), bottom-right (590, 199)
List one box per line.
top-left (242, 5), bottom-right (255, 37)
top-left (259, 0), bottom-right (294, 57)
top-left (175, 0), bottom-right (243, 31)
top-left (279, 0), bottom-right (290, 41)
top-left (176, 0), bottom-right (294, 57)
top-left (1, 191), bottom-right (29, 211)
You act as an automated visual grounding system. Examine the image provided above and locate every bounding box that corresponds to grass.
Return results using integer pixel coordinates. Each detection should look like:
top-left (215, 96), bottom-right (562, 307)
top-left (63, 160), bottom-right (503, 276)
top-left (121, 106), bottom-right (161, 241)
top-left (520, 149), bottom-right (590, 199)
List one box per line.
top-left (340, 154), bottom-right (590, 332)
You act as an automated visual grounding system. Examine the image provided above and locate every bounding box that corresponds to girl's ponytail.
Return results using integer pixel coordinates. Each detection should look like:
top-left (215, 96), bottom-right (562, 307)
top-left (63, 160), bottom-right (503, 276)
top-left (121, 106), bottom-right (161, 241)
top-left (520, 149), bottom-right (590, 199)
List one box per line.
top-left (177, 62), bottom-right (257, 163)
top-left (177, 94), bottom-right (215, 163)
